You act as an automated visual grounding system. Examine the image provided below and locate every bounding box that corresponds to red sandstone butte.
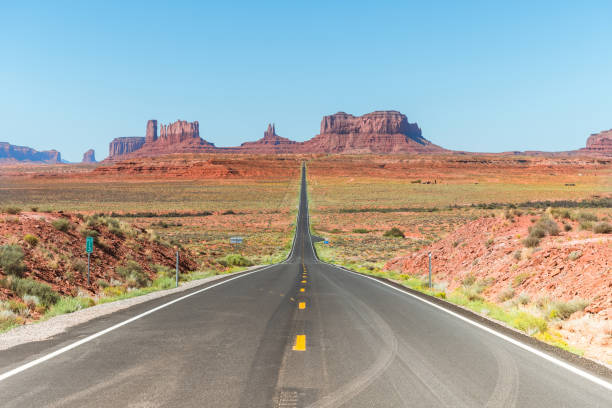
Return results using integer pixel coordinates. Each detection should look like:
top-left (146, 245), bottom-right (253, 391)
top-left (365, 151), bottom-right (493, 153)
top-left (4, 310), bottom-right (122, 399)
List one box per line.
top-left (580, 129), bottom-right (612, 156)
top-left (81, 149), bottom-right (96, 163)
top-left (300, 111), bottom-right (446, 154)
top-left (0, 142), bottom-right (62, 164)
top-left (239, 124), bottom-right (300, 153)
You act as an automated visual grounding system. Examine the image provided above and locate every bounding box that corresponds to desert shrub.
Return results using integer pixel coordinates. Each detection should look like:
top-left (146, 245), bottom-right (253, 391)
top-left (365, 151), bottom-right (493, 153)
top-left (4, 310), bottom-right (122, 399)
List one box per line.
top-left (568, 250), bottom-right (582, 261)
top-left (551, 208), bottom-right (571, 219)
top-left (0, 309), bottom-right (19, 331)
top-left (462, 274), bottom-right (476, 286)
top-left (0, 245), bottom-right (26, 277)
top-left (497, 286), bottom-right (515, 302)
top-left (538, 216), bottom-right (560, 236)
top-left (579, 221), bottom-right (593, 231)
top-left (103, 286), bottom-right (125, 297)
top-left (80, 228), bottom-right (99, 238)
top-left (30, 207), bottom-right (38, 212)
top-left (330, 228), bottom-right (341, 234)
top-left (222, 210), bottom-right (236, 215)
top-left (522, 236), bottom-right (540, 248)
top-left (51, 218), bottom-right (71, 232)
top-left (96, 279), bottom-right (109, 288)
top-left (512, 250), bottom-right (522, 261)
top-left (563, 223), bottom-right (572, 232)
top-left (218, 254), bottom-right (253, 267)
top-left (513, 272), bottom-right (530, 286)
top-left (23, 234), bottom-right (39, 247)
top-left (71, 259), bottom-right (87, 273)
top-left (593, 222), bottom-right (612, 234)
top-left (152, 276), bottom-right (174, 289)
top-left (116, 261), bottom-right (149, 288)
top-left (10, 277), bottom-right (59, 307)
top-left (510, 312), bottom-right (548, 334)
top-left (547, 299), bottom-right (589, 320)
top-left (352, 228), bottom-right (369, 234)
top-left (528, 226), bottom-right (546, 238)
top-left (3, 206), bottom-right (21, 215)
top-left (151, 264), bottom-right (174, 277)
top-left (22, 294), bottom-right (40, 308)
top-left (485, 238), bottom-right (494, 247)
top-left (516, 292), bottom-right (530, 305)
top-left (383, 227), bottom-right (405, 238)
top-left (574, 211), bottom-right (598, 222)
top-left (46, 296), bottom-right (95, 317)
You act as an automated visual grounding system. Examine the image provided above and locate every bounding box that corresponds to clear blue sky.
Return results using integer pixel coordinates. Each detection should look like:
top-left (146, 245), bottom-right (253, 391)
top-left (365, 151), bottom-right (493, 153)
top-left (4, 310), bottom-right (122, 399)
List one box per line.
top-left (2, 1), bottom-right (612, 161)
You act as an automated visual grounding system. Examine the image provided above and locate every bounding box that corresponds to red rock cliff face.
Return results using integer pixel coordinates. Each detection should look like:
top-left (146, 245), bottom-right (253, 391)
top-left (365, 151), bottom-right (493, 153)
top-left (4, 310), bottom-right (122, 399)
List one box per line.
top-left (581, 130), bottom-right (612, 155)
top-left (81, 149), bottom-right (96, 163)
top-left (108, 137), bottom-right (145, 159)
top-left (0, 142), bottom-right (62, 163)
top-left (302, 111), bottom-right (444, 154)
top-left (158, 120), bottom-right (200, 145)
top-left (239, 123), bottom-right (299, 153)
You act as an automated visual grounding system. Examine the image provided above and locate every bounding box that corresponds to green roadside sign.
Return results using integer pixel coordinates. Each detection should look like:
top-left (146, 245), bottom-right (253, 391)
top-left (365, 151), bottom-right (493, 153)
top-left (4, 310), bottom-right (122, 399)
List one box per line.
top-left (86, 236), bottom-right (94, 253)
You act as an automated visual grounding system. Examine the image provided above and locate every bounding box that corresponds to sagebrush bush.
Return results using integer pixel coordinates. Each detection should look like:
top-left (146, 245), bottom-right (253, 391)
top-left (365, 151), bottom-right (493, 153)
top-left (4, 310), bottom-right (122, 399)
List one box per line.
top-left (0, 245), bottom-right (26, 276)
top-left (151, 264), bottom-right (174, 277)
top-left (10, 277), bottom-right (59, 307)
top-left (51, 218), bottom-right (71, 232)
top-left (116, 260), bottom-right (149, 288)
top-left (352, 228), bottom-right (369, 234)
top-left (218, 254), bottom-right (253, 267)
top-left (497, 286), bottom-right (515, 302)
top-left (522, 236), bottom-right (540, 248)
top-left (23, 234), bottom-right (39, 247)
top-left (568, 250), bottom-right (582, 261)
top-left (593, 222), bottom-right (612, 234)
top-left (547, 299), bottom-right (589, 320)
top-left (3, 206), bottom-right (21, 215)
top-left (383, 227), bottom-right (405, 238)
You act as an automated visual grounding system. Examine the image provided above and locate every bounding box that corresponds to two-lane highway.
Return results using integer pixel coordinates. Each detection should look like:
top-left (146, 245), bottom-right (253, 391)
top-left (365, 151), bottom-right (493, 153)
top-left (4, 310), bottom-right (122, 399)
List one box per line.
top-left (1, 165), bottom-right (611, 407)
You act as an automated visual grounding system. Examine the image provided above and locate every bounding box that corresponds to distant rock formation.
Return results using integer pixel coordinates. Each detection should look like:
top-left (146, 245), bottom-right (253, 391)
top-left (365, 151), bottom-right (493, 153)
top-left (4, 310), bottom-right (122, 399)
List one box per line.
top-left (580, 129), bottom-right (612, 156)
top-left (82, 149), bottom-right (96, 163)
top-left (301, 111), bottom-right (444, 154)
top-left (239, 123), bottom-right (299, 153)
top-left (0, 142), bottom-right (62, 164)
top-left (108, 137), bottom-right (145, 159)
top-left (145, 120), bottom-right (157, 144)
top-left (106, 111), bottom-right (446, 159)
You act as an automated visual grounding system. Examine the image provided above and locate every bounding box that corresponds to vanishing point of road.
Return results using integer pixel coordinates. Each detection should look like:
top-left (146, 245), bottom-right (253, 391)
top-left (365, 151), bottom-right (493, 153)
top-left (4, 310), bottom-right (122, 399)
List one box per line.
top-left (1, 165), bottom-right (611, 407)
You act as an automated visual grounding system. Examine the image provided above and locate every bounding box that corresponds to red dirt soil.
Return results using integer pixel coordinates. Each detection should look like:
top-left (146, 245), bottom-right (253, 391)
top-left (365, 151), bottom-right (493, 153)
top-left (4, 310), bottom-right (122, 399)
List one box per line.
top-left (0, 212), bottom-right (196, 303)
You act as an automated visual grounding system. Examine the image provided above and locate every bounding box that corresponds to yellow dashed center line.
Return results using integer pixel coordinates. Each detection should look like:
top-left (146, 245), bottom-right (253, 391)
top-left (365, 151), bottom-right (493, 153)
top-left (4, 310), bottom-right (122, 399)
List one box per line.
top-left (300, 288), bottom-right (305, 293)
top-left (292, 335), bottom-right (306, 351)
top-left (298, 302), bottom-right (306, 310)
top-left (301, 280), bottom-right (307, 283)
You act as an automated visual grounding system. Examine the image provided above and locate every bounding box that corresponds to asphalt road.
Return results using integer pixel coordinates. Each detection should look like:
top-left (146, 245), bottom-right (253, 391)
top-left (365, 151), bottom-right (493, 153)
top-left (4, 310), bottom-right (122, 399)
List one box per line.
top-left (1, 166), bottom-right (611, 407)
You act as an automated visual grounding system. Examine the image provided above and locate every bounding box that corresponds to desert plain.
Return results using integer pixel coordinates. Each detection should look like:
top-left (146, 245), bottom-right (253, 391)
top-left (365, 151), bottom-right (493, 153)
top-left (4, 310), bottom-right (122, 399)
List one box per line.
top-left (0, 153), bottom-right (611, 365)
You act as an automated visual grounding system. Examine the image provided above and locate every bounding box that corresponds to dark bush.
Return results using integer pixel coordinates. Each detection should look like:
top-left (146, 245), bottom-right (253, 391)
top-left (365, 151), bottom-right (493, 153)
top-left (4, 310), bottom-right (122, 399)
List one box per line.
top-left (352, 228), bottom-right (369, 234)
top-left (51, 218), bottom-right (72, 232)
top-left (11, 277), bottom-right (59, 307)
top-left (0, 245), bottom-right (26, 277)
top-left (593, 222), bottom-right (612, 234)
top-left (383, 227), bottom-right (405, 238)
top-left (116, 260), bottom-right (149, 288)
top-left (522, 236), bottom-right (540, 248)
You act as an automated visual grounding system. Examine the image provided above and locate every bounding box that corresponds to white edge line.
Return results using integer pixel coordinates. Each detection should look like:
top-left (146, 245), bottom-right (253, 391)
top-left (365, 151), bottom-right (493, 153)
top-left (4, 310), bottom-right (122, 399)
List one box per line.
top-left (327, 264), bottom-right (612, 392)
top-left (0, 264), bottom-right (278, 382)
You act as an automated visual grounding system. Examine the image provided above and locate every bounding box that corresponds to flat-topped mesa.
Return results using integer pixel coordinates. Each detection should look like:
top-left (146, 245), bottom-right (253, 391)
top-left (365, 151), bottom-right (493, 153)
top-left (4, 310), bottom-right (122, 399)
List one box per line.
top-left (108, 137), bottom-right (145, 159)
top-left (157, 120), bottom-right (200, 144)
top-left (303, 110), bottom-right (444, 154)
top-left (0, 142), bottom-right (62, 164)
top-left (580, 129), bottom-right (612, 155)
top-left (239, 123), bottom-right (299, 153)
